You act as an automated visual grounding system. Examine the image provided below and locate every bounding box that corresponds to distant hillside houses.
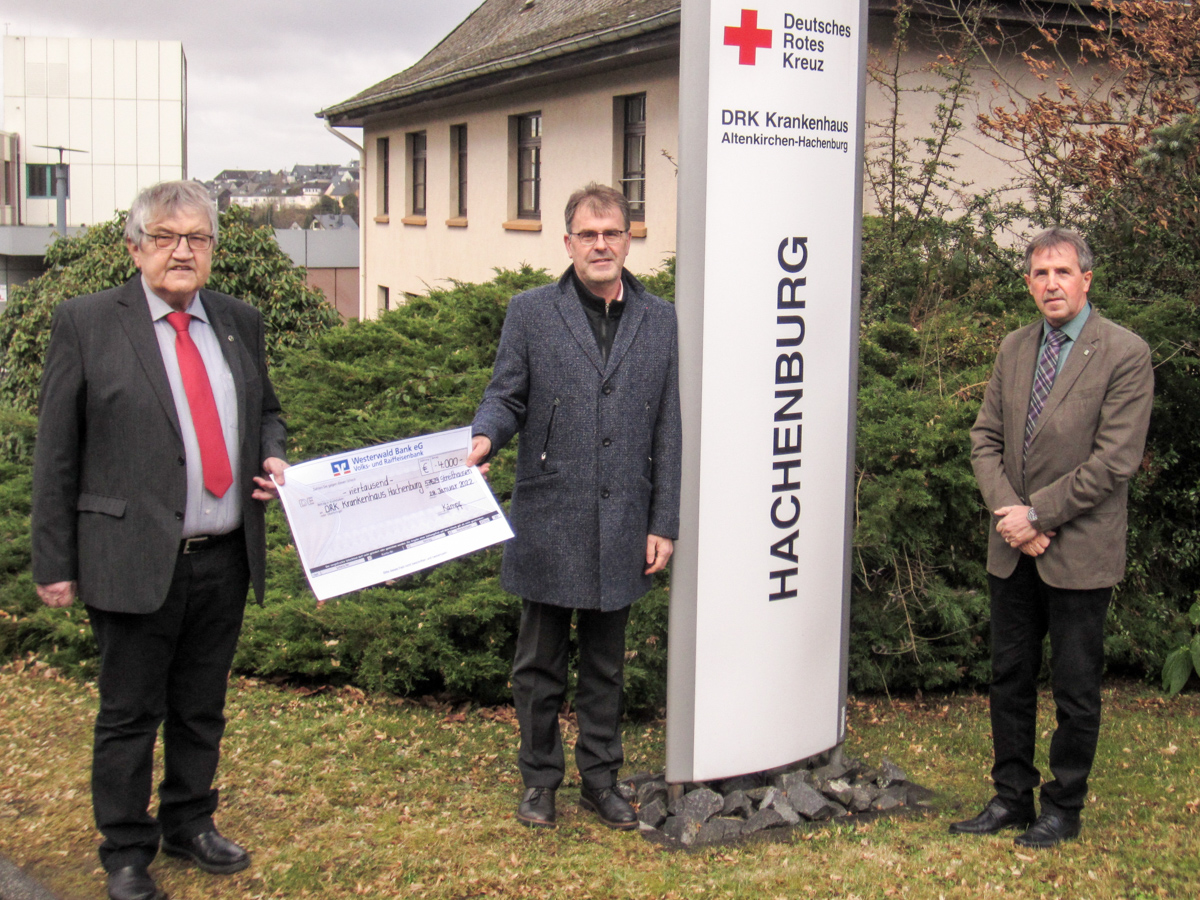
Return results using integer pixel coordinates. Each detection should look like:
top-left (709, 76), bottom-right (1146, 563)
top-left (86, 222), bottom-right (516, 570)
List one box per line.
top-left (203, 161), bottom-right (359, 212)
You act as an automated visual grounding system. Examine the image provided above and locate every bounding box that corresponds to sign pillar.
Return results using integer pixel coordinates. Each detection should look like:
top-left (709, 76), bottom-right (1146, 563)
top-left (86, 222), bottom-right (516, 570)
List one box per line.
top-left (667, 0), bottom-right (869, 782)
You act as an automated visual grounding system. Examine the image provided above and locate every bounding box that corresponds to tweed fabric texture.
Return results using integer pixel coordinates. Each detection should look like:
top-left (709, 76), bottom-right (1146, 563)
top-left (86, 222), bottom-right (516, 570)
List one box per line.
top-left (472, 269), bottom-right (681, 611)
top-left (971, 311), bottom-right (1153, 589)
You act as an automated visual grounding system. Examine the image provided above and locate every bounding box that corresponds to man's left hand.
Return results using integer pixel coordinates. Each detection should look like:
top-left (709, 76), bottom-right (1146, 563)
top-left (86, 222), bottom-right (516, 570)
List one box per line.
top-left (252, 457), bottom-right (290, 501)
top-left (645, 534), bottom-right (674, 575)
top-left (994, 505), bottom-right (1038, 547)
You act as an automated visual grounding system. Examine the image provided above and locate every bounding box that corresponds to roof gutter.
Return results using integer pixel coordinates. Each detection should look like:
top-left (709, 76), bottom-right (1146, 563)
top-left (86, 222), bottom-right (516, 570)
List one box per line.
top-left (320, 7), bottom-right (681, 121)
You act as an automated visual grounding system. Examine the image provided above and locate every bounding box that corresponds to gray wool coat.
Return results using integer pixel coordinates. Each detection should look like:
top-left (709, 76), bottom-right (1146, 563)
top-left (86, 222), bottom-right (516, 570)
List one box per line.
top-left (472, 268), bottom-right (682, 612)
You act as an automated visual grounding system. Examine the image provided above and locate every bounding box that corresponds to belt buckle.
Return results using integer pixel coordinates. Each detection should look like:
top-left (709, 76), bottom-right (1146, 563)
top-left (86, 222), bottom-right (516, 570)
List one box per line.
top-left (182, 536), bottom-right (209, 554)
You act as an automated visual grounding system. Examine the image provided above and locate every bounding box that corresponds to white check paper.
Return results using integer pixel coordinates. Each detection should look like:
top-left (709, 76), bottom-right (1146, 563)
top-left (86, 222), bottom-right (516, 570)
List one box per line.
top-left (274, 428), bottom-right (513, 601)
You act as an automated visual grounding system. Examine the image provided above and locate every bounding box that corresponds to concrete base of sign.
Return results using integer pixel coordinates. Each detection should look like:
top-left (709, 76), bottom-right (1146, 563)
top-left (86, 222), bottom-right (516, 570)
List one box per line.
top-left (623, 745), bottom-right (935, 849)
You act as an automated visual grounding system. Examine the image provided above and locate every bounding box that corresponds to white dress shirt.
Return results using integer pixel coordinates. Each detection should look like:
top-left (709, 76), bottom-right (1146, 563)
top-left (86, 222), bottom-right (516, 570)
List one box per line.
top-left (143, 278), bottom-right (242, 537)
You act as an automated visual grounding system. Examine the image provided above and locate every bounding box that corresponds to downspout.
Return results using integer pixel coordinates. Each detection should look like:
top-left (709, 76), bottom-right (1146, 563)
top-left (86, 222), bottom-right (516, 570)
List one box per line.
top-left (324, 122), bottom-right (367, 321)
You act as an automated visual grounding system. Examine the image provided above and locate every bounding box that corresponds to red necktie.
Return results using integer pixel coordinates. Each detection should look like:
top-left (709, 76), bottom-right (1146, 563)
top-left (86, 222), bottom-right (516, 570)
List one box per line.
top-left (166, 311), bottom-right (233, 498)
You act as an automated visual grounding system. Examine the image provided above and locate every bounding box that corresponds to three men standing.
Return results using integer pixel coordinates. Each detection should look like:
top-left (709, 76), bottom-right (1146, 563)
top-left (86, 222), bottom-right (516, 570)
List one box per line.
top-left (957, 228), bottom-right (1154, 848)
top-left (33, 181), bottom-right (288, 900)
top-left (467, 183), bottom-right (681, 829)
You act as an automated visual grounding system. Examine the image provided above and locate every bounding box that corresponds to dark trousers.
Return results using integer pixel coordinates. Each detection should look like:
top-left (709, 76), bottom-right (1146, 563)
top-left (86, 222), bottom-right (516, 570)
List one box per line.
top-left (87, 537), bottom-right (249, 871)
top-left (988, 554), bottom-right (1111, 817)
top-left (511, 599), bottom-right (630, 791)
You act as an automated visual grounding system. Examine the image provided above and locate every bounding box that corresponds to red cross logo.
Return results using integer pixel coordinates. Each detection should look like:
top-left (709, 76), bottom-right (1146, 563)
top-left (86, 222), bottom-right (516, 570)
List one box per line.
top-left (724, 9), bottom-right (772, 66)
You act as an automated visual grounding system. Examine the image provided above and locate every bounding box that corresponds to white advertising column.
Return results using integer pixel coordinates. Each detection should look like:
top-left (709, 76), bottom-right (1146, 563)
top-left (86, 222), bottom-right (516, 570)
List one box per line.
top-left (667, 0), bottom-right (868, 783)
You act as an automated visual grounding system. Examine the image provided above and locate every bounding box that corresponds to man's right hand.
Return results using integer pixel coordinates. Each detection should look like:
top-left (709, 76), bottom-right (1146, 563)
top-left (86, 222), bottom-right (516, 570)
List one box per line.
top-left (1017, 532), bottom-right (1055, 557)
top-left (37, 581), bottom-right (76, 608)
top-left (466, 435), bottom-right (492, 477)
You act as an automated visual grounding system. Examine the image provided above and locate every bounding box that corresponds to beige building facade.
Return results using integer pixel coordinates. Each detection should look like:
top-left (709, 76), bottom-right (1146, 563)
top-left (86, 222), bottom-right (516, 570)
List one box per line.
top-left (361, 59), bottom-right (678, 309)
top-left (322, 0), bottom-right (1082, 319)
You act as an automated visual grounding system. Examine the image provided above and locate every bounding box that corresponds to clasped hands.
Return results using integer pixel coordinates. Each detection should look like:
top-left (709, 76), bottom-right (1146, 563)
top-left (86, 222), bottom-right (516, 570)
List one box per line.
top-left (994, 505), bottom-right (1055, 557)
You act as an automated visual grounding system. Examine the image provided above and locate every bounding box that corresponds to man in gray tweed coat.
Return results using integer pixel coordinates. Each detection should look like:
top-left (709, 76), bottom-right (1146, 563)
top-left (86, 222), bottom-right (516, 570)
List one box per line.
top-left (466, 183), bottom-right (681, 829)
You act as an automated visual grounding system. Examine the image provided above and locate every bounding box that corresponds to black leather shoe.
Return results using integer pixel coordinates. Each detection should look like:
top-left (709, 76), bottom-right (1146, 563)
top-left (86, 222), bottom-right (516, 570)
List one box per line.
top-left (948, 797), bottom-right (1035, 834)
top-left (1014, 812), bottom-right (1081, 849)
top-left (107, 865), bottom-right (167, 900)
top-left (516, 787), bottom-right (557, 827)
top-left (579, 784), bottom-right (638, 830)
top-left (161, 830), bottom-right (250, 874)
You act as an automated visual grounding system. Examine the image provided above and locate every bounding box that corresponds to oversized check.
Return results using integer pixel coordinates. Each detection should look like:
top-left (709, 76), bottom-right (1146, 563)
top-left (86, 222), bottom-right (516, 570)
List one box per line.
top-left (274, 427), bottom-right (513, 601)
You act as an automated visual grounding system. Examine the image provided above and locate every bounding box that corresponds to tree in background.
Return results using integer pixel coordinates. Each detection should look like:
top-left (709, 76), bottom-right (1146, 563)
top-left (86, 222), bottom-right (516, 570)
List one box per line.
top-left (0, 205), bottom-right (340, 413)
top-left (945, 0), bottom-right (1200, 688)
top-left (341, 192), bottom-right (360, 224)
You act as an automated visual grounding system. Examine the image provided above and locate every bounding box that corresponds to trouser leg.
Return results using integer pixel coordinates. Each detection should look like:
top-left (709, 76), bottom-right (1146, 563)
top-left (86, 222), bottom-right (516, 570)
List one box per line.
top-left (158, 541), bottom-right (249, 840)
top-left (573, 606), bottom-right (630, 791)
top-left (512, 600), bottom-right (572, 789)
top-left (1041, 584), bottom-right (1110, 815)
top-left (988, 556), bottom-right (1047, 812)
top-left (88, 582), bottom-right (189, 871)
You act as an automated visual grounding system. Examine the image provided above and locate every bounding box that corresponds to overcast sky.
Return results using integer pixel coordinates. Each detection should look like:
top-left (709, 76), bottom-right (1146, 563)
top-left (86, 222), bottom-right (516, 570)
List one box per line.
top-left (0, 0), bottom-right (483, 181)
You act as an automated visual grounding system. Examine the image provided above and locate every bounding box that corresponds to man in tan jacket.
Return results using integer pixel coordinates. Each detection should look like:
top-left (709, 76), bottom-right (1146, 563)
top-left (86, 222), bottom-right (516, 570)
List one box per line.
top-left (954, 227), bottom-right (1153, 848)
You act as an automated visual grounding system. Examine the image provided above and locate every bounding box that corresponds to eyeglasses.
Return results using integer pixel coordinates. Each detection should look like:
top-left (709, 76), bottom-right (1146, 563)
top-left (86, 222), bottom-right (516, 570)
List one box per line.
top-left (569, 229), bottom-right (629, 247)
top-left (141, 230), bottom-right (215, 251)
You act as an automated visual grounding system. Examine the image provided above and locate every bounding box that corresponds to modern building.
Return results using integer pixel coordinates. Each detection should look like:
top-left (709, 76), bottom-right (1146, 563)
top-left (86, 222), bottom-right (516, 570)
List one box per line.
top-left (3, 35), bottom-right (187, 228)
top-left (320, 0), bottom-right (1093, 320)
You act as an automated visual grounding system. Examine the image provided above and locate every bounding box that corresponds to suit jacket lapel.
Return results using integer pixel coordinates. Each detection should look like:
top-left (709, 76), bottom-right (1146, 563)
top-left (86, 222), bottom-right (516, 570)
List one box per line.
top-left (604, 285), bottom-right (646, 377)
top-left (1010, 322), bottom-right (1040, 471)
top-left (114, 277), bottom-right (183, 441)
top-left (555, 280), bottom-right (606, 374)
top-left (1029, 314), bottom-right (1100, 447)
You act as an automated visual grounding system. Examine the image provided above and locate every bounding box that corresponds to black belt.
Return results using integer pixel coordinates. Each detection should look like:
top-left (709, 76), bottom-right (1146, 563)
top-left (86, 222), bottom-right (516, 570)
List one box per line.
top-left (180, 527), bottom-right (243, 555)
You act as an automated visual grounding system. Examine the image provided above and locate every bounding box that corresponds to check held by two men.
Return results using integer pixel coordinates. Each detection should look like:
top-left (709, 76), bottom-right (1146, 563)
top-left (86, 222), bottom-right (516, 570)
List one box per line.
top-left (275, 427), bottom-right (514, 601)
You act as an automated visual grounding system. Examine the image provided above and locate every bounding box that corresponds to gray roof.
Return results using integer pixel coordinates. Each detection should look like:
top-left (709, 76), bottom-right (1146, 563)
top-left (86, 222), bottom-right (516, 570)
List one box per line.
top-left (319, 0), bottom-right (680, 125)
top-left (317, 0), bottom-right (1092, 125)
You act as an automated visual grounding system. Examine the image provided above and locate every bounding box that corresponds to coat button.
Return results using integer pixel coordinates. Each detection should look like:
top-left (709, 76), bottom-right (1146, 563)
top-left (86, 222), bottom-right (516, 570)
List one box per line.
top-left (601, 488), bottom-right (610, 499)
top-left (175, 511), bottom-right (184, 520)
top-left (602, 385), bottom-right (613, 395)
top-left (178, 457), bottom-right (186, 466)
top-left (602, 438), bottom-right (612, 447)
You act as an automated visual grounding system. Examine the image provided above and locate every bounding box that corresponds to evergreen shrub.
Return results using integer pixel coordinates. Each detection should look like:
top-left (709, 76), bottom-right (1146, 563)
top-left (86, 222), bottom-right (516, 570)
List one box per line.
top-left (2, 217), bottom-right (1196, 707)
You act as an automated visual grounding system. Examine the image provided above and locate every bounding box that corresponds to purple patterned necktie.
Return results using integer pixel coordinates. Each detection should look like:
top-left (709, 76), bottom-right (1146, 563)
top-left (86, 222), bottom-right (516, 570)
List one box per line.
top-left (1024, 328), bottom-right (1068, 459)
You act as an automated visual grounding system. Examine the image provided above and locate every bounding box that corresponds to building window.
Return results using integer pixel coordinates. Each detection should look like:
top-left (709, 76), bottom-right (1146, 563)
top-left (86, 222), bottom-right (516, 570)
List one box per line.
top-left (379, 285), bottom-right (390, 312)
top-left (376, 138), bottom-right (390, 217)
top-left (517, 112), bottom-right (541, 219)
top-left (451, 124), bottom-right (468, 218)
top-left (27, 163), bottom-right (67, 199)
top-left (409, 131), bottom-right (427, 216)
top-left (621, 94), bottom-right (646, 220)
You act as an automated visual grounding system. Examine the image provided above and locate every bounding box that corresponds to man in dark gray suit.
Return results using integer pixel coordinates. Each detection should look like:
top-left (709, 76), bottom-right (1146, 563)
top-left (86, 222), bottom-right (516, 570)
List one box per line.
top-left (33, 181), bottom-right (288, 900)
top-left (955, 227), bottom-right (1153, 849)
top-left (467, 183), bottom-right (681, 830)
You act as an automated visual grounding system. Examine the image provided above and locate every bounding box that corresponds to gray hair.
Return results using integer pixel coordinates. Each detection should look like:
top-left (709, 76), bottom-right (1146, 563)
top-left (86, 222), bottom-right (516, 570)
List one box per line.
top-left (124, 180), bottom-right (219, 245)
top-left (1024, 227), bottom-right (1093, 274)
top-left (564, 182), bottom-right (630, 233)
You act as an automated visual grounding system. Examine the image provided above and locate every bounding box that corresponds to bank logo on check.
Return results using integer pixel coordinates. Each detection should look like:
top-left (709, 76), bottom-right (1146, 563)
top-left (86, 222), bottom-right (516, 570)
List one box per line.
top-left (330, 459), bottom-right (350, 477)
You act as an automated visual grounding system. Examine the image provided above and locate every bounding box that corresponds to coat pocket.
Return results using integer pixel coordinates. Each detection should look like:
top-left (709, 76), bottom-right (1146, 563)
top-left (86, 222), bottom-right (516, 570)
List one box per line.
top-left (540, 397), bottom-right (560, 470)
top-left (76, 492), bottom-right (127, 518)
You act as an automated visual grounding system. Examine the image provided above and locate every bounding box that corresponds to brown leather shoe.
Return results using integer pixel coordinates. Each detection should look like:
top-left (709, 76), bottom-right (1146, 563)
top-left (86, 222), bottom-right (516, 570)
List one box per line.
top-left (161, 829), bottom-right (250, 874)
top-left (107, 864), bottom-right (167, 900)
top-left (948, 797), bottom-right (1035, 835)
top-left (579, 784), bottom-right (637, 830)
top-left (516, 787), bottom-right (557, 827)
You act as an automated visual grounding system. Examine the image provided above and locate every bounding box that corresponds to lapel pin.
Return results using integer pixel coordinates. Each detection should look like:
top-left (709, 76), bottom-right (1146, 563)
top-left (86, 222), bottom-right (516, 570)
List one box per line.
top-left (227, 335), bottom-right (234, 342)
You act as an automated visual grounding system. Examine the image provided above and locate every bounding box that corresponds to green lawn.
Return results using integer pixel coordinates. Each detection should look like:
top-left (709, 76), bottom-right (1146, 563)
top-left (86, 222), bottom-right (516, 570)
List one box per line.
top-left (1, 665), bottom-right (1196, 899)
